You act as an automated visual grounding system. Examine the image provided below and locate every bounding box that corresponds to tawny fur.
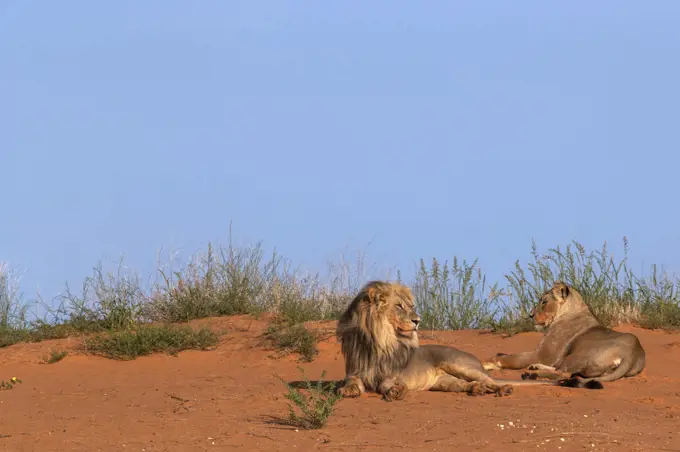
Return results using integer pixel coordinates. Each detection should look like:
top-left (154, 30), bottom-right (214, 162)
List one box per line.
top-left (482, 281), bottom-right (646, 389)
top-left (336, 281), bottom-right (554, 401)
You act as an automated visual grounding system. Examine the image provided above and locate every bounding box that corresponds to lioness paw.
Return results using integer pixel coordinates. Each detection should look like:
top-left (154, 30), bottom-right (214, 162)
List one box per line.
top-left (521, 372), bottom-right (539, 380)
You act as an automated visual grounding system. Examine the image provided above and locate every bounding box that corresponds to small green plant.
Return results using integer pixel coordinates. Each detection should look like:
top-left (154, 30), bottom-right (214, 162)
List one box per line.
top-left (83, 324), bottom-right (219, 360)
top-left (43, 349), bottom-right (68, 364)
top-left (277, 368), bottom-right (342, 429)
top-left (0, 377), bottom-right (22, 391)
top-left (264, 318), bottom-right (318, 362)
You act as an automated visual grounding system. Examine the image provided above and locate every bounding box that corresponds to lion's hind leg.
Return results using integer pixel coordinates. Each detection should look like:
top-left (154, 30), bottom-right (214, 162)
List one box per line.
top-left (446, 365), bottom-right (515, 397)
top-left (430, 374), bottom-right (494, 396)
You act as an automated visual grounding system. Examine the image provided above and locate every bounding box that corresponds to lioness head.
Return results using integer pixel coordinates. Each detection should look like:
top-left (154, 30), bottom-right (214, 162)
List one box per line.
top-left (530, 281), bottom-right (589, 329)
top-left (336, 281), bottom-right (420, 388)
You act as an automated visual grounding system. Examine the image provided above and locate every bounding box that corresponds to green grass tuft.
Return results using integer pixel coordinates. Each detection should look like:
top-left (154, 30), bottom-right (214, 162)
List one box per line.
top-left (264, 318), bottom-right (319, 362)
top-left (43, 349), bottom-right (68, 364)
top-left (83, 324), bottom-right (219, 360)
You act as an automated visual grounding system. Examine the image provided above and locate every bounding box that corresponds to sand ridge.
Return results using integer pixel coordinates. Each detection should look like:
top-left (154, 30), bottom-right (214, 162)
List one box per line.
top-left (1, 316), bottom-right (678, 451)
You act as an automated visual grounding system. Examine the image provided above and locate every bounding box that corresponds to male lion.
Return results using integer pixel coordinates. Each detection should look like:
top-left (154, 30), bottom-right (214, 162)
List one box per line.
top-left (335, 280), bottom-right (554, 401)
top-left (482, 281), bottom-right (646, 389)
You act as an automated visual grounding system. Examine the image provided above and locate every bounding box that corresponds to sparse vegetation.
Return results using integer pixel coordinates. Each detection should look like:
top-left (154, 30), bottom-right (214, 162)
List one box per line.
top-left (413, 257), bottom-right (502, 331)
top-left (83, 324), bottom-right (219, 360)
top-left (264, 318), bottom-right (319, 362)
top-left (1, 235), bottom-right (679, 353)
top-left (277, 368), bottom-right (342, 429)
top-left (0, 377), bottom-right (22, 391)
top-left (43, 349), bottom-right (68, 364)
top-left (414, 238), bottom-right (680, 334)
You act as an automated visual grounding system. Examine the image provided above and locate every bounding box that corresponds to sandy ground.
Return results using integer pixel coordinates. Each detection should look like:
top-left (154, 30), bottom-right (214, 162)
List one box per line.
top-left (1, 315), bottom-right (679, 452)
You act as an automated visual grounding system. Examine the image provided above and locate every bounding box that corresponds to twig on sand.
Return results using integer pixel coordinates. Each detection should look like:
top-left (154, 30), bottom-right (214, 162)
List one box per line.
top-left (512, 431), bottom-right (623, 444)
top-left (247, 431), bottom-right (276, 441)
top-left (165, 392), bottom-right (189, 403)
top-left (321, 443), bottom-right (406, 449)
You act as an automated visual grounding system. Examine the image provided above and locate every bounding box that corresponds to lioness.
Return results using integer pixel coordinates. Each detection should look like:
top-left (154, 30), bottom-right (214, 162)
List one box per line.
top-left (335, 280), bottom-right (554, 401)
top-left (483, 281), bottom-right (646, 389)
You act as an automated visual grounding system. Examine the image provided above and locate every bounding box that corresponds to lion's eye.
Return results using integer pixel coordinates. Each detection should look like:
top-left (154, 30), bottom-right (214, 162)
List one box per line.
top-left (397, 304), bottom-right (405, 311)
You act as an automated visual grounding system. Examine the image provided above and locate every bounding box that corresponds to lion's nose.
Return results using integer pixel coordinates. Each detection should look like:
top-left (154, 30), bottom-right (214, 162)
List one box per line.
top-left (412, 317), bottom-right (421, 327)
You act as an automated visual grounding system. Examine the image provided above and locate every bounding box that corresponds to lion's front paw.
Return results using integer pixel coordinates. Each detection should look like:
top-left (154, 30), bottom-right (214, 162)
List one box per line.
top-left (495, 384), bottom-right (513, 397)
top-left (337, 383), bottom-right (362, 398)
top-left (468, 381), bottom-right (490, 396)
top-left (521, 372), bottom-right (538, 380)
top-left (383, 382), bottom-right (407, 402)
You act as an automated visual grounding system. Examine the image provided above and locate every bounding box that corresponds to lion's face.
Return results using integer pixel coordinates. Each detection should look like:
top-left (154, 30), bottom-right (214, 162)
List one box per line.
top-left (337, 280), bottom-right (421, 350)
top-left (363, 281), bottom-right (421, 345)
top-left (530, 281), bottom-right (583, 329)
top-left (386, 285), bottom-right (421, 340)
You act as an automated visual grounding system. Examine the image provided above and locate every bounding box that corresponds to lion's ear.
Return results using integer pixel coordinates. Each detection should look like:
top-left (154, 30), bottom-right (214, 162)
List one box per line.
top-left (366, 285), bottom-right (389, 307)
top-left (366, 286), bottom-right (379, 304)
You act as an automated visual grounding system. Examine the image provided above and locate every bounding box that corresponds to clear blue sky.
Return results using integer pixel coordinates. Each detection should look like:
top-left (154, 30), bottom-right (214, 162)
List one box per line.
top-left (2, 1), bottom-right (679, 304)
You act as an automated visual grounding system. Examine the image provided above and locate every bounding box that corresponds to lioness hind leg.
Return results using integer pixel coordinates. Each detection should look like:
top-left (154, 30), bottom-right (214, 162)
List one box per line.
top-left (337, 376), bottom-right (365, 398)
top-left (558, 353), bottom-right (629, 381)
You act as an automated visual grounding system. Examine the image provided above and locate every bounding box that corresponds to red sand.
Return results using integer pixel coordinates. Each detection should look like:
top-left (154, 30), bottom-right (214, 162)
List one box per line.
top-left (1, 316), bottom-right (679, 452)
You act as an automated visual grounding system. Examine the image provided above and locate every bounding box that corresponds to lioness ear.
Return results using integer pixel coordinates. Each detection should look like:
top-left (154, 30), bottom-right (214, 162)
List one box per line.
top-left (553, 281), bottom-right (570, 300)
